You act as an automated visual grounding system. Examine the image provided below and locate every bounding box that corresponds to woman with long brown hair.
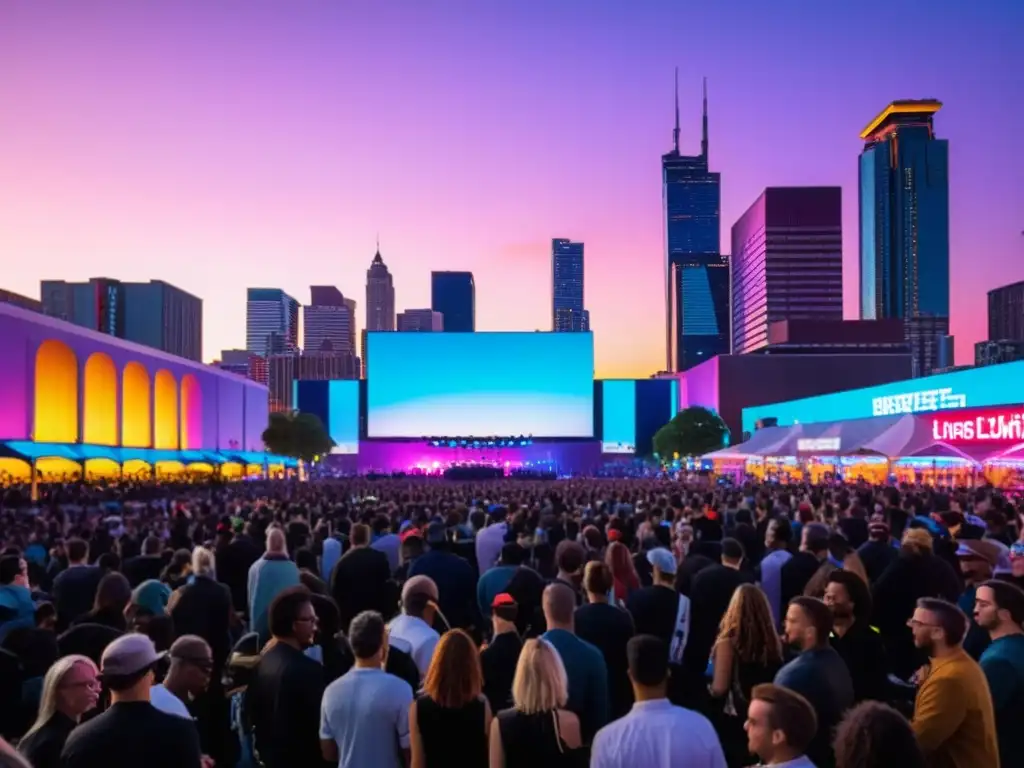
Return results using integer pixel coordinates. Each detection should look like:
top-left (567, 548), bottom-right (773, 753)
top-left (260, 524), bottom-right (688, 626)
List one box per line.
top-left (410, 629), bottom-right (491, 768)
top-left (604, 541), bottom-right (639, 605)
top-left (707, 584), bottom-right (784, 766)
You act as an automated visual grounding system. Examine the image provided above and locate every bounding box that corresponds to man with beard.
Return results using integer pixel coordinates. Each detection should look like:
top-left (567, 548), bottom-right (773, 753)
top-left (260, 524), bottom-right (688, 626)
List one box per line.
top-left (974, 581), bottom-right (1024, 768)
top-left (775, 596), bottom-right (853, 768)
top-left (908, 597), bottom-right (998, 768)
top-left (824, 570), bottom-right (888, 702)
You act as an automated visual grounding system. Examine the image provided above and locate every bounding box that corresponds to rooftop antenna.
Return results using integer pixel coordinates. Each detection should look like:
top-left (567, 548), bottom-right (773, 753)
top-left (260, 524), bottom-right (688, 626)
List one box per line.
top-left (701, 76), bottom-right (708, 160)
top-left (672, 67), bottom-right (680, 154)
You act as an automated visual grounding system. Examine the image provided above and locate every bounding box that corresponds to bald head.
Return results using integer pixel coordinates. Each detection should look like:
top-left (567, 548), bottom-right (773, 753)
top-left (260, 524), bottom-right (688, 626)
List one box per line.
top-left (401, 575), bottom-right (439, 618)
top-left (266, 527), bottom-right (287, 554)
top-left (543, 583), bottom-right (576, 629)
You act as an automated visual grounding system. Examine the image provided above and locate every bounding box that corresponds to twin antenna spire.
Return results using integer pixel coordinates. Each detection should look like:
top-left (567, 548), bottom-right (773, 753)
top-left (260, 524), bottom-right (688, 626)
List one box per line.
top-left (672, 66), bottom-right (709, 160)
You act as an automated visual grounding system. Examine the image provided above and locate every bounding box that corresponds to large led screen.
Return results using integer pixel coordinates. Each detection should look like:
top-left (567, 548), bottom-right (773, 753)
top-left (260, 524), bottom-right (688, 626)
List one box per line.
top-left (328, 380), bottom-right (360, 454)
top-left (601, 380), bottom-right (636, 453)
top-left (367, 332), bottom-right (594, 438)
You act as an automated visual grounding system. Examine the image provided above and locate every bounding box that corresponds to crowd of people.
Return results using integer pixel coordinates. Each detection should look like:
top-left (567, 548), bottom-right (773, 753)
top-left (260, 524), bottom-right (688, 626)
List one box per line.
top-left (0, 476), bottom-right (1022, 767)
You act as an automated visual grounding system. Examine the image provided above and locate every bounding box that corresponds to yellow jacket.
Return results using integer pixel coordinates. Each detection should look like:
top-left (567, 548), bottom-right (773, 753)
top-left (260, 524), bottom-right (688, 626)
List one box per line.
top-left (912, 648), bottom-right (1000, 768)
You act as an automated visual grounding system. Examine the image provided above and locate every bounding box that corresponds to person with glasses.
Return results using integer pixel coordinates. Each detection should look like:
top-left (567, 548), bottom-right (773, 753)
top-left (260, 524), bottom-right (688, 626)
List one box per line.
top-left (150, 635), bottom-right (213, 720)
top-left (908, 598), bottom-right (999, 768)
top-left (17, 655), bottom-right (99, 768)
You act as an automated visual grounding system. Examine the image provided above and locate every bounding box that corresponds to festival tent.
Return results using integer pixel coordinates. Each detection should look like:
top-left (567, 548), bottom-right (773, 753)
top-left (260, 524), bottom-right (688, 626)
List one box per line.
top-left (703, 424), bottom-right (803, 459)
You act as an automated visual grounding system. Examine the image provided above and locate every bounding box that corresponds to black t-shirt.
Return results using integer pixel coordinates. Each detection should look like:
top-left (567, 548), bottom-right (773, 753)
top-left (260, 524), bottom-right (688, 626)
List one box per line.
top-left (575, 602), bottom-right (635, 718)
top-left (480, 631), bottom-right (523, 713)
top-left (51, 565), bottom-right (103, 630)
top-left (60, 700), bottom-right (202, 768)
top-left (626, 585), bottom-right (680, 647)
top-left (18, 712), bottom-right (75, 768)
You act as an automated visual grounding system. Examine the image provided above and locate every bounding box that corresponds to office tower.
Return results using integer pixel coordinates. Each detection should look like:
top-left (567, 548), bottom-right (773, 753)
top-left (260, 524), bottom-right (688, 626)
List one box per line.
top-left (551, 238), bottom-right (588, 331)
top-left (732, 187), bottom-right (843, 354)
top-left (987, 280), bottom-right (1024, 343)
top-left (267, 350), bottom-right (360, 412)
top-left (41, 278), bottom-right (202, 360)
top-left (0, 288), bottom-right (42, 313)
top-left (431, 271), bottom-right (475, 332)
top-left (246, 288), bottom-right (299, 357)
top-left (216, 349), bottom-right (253, 376)
top-left (305, 286), bottom-right (356, 354)
top-left (663, 72), bottom-right (726, 371)
top-left (363, 245), bottom-right (396, 371)
top-left (859, 100), bottom-right (951, 376)
top-left (397, 309), bottom-right (444, 331)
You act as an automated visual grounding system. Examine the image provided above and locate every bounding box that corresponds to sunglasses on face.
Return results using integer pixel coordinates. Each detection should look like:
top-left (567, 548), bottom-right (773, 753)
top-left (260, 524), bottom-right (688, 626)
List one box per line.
top-left (173, 655), bottom-right (214, 672)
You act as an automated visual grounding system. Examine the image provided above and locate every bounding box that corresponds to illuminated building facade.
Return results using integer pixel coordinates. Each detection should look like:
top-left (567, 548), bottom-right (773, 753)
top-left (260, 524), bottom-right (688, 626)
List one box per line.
top-left (246, 288), bottom-right (299, 357)
top-left (858, 100), bottom-right (952, 376)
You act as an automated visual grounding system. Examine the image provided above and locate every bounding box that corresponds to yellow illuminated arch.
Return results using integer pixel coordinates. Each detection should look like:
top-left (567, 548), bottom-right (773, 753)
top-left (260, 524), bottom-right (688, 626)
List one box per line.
top-left (154, 369), bottom-right (178, 450)
top-left (122, 362), bottom-right (151, 448)
top-left (83, 353), bottom-right (118, 445)
top-left (180, 374), bottom-right (202, 450)
top-left (34, 339), bottom-right (78, 443)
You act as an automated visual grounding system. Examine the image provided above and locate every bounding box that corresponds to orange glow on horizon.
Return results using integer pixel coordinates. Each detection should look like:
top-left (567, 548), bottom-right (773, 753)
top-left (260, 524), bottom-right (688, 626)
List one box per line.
top-left (34, 340), bottom-right (78, 443)
top-left (154, 369), bottom-right (179, 450)
top-left (83, 353), bottom-right (118, 445)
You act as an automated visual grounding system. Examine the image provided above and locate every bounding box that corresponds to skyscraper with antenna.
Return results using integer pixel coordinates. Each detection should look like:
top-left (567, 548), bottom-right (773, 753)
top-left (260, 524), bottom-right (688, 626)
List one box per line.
top-left (662, 70), bottom-right (727, 372)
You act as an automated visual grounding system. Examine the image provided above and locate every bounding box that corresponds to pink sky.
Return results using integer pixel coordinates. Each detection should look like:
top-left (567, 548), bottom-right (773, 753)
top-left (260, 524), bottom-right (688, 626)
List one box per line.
top-left (1, 1), bottom-right (1021, 378)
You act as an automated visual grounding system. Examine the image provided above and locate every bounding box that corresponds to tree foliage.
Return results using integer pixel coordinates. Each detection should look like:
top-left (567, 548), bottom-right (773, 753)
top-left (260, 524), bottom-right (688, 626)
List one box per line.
top-left (652, 406), bottom-right (729, 459)
top-left (261, 411), bottom-right (334, 463)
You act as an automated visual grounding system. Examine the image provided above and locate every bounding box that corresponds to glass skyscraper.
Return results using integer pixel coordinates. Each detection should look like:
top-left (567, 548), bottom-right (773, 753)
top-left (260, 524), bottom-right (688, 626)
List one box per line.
top-left (246, 288), bottom-right (299, 357)
top-left (859, 100), bottom-right (952, 376)
top-left (551, 238), bottom-right (589, 332)
top-left (431, 271), bottom-right (475, 332)
top-left (663, 75), bottom-right (727, 371)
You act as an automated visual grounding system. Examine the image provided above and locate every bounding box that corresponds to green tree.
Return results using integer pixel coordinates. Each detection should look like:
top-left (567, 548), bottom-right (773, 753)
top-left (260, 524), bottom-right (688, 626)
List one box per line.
top-left (262, 411), bottom-right (334, 463)
top-left (652, 406), bottom-right (729, 459)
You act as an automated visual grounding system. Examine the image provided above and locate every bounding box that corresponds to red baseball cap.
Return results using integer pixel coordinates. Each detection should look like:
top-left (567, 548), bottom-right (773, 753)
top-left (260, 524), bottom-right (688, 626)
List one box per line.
top-left (492, 593), bottom-right (517, 609)
top-left (400, 529), bottom-right (422, 543)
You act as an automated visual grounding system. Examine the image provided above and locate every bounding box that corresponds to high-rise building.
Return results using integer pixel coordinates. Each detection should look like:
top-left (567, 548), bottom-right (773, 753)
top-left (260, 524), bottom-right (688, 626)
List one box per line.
top-left (41, 278), bottom-right (202, 360)
top-left (732, 187), bottom-right (843, 355)
top-left (0, 288), bottom-right (42, 313)
top-left (267, 351), bottom-right (360, 412)
top-left (552, 239), bottom-right (588, 331)
top-left (859, 99), bottom-right (951, 376)
top-left (431, 271), bottom-right (475, 332)
top-left (987, 280), bottom-right (1024, 343)
top-left (246, 288), bottom-right (299, 357)
top-left (305, 286), bottom-right (356, 354)
top-left (397, 309), bottom-right (444, 331)
top-left (975, 340), bottom-right (1024, 367)
top-left (363, 245), bottom-right (396, 373)
top-left (663, 72), bottom-right (727, 371)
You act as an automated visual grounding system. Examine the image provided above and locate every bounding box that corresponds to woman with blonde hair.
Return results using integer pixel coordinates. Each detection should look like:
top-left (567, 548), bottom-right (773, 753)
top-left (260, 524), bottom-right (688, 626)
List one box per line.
top-left (490, 638), bottom-right (583, 767)
top-left (17, 655), bottom-right (99, 768)
top-left (707, 584), bottom-right (783, 766)
top-left (410, 629), bottom-right (490, 768)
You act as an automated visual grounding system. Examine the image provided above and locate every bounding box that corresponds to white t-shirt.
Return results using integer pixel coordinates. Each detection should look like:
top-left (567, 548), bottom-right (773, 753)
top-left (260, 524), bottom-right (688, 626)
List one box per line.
top-left (150, 684), bottom-right (192, 719)
top-left (387, 614), bottom-right (440, 683)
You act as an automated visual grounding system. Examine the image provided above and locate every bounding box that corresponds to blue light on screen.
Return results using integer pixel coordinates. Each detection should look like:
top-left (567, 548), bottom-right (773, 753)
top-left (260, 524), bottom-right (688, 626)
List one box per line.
top-left (367, 332), bottom-right (595, 438)
top-left (328, 380), bottom-right (359, 454)
top-left (601, 380), bottom-right (636, 453)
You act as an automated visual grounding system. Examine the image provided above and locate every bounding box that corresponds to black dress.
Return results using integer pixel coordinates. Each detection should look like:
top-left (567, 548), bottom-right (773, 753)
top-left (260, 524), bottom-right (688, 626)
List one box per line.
top-left (497, 709), bottom-right (585, 768)
top-left (415, 695), bottom-right (487, 767)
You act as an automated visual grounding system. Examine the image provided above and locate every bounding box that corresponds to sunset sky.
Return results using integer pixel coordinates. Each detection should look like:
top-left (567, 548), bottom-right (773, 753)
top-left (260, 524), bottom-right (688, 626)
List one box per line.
top-left (1, 0), bottom-right (1021, 378)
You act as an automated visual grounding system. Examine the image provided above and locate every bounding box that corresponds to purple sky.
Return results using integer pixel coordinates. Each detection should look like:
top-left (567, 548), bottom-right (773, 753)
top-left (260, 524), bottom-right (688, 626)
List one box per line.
top-left (1, 0), bottom-right (1021, 377)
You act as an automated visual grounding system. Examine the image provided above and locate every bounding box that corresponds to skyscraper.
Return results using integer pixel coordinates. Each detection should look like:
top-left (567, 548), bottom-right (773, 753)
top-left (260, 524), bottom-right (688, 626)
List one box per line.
top-left (987, 280), bottom-right (1024, 343)
top-left (246, 288), bottom-right (299, 357)
top-left (305, 286), bottom-right (356, 354)
top-left (363, 244), bottom-right (396, 377)
top-left (663, 72), bottom-right (727, 371)
top-left (41, 278), bottom-right (202, 360)
top-left (397, 309), bottom-right (444, 331)
top-left (431, 271), bottom-right (475, 332)
top-left (732, 187), bottom-right (843, 354)
top-left (552, 238), bottom-right (589, 331)
top-left (859, 100), bottom-right (952, 376)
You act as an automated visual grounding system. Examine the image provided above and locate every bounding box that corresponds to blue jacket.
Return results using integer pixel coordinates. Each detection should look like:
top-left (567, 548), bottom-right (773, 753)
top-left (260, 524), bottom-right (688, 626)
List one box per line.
top-left (0, 584), bottom-right (36, 643)
top-left (542, 628), bottom-right (610, 744)
top-left (247, 555), bottom-right (300, 645)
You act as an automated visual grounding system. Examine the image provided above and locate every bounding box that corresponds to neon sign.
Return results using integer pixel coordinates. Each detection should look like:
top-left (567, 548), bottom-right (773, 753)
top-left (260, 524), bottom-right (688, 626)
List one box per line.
top-left (797, 437), bottom-right (841, 452)
top-left (872, 387), bottom-right (967, 417)
top-left (930, 406), bottom-right (1024, 444)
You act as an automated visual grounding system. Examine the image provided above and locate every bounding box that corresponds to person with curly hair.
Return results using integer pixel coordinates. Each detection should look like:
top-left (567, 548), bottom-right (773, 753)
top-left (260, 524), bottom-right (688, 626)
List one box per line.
top-left (833, 701), bottom-right (925, 768)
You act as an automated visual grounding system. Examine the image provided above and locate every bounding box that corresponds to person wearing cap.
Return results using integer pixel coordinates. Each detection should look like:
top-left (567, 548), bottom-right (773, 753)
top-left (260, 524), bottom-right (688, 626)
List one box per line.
top-left (396, 526), bottom-right (425, 581)
top-left (956, 539), bottom-right (1002, 661)
top-left (150, 635), bottom-right (214, 720)
top-left (408, 520), bottom-right (478, 632)
top-left (387, 576), bottom-right (442, 682)
top-left (60, 633), bottom-right (203, 768)
top-left (857, 517), bottom-right (898, 583)
top-left (591, 635), bottom-right (726, 768)
top-left (480, 593), bottom-right (523, 712)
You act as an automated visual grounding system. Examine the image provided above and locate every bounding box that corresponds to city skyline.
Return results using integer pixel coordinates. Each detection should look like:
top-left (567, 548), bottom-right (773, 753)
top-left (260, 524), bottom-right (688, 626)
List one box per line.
top-left (1, 1), bottom-right (1021, 377)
